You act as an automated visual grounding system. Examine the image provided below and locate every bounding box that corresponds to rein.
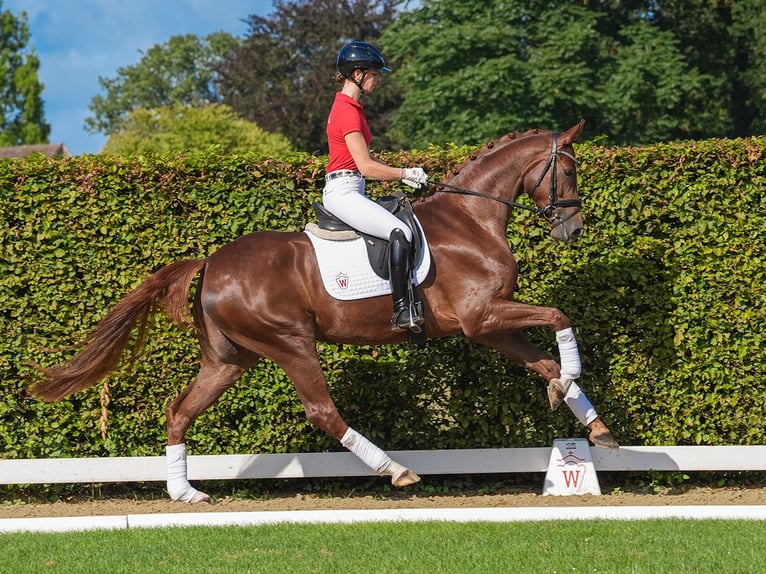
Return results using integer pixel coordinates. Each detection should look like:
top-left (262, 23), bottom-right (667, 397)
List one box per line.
top-left (425, 132), bottom-right (581, 222)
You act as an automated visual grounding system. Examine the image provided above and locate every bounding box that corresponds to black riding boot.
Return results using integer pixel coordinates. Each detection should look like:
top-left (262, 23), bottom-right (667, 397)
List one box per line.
top-left (389, 228), bottom-right (425, 332)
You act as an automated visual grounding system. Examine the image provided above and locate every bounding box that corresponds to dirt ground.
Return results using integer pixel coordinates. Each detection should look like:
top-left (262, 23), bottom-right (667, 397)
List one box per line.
top-left (2, 482), bottom-right (765, 519)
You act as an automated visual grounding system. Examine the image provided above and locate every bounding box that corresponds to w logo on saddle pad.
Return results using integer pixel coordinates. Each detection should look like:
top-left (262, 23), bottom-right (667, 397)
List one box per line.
top-left (305, 223), bottom-right (431, 301)
top-left (335, 272), bottom-right (350, 290)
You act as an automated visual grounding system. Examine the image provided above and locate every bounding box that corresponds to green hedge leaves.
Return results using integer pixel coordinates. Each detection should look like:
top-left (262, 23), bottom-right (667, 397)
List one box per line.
top-left (1, 138), bottom-right (764, 459)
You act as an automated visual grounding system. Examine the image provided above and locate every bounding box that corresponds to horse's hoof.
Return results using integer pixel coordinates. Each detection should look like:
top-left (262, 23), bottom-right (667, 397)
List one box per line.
top-left (590, 431), bottom-right (620, 450)
top-left (392, 469), bottom-right (421, 488)
top-left (546, 378), bottom-right (571, 411)
top-left (189, 490), bottom-right (213, 503)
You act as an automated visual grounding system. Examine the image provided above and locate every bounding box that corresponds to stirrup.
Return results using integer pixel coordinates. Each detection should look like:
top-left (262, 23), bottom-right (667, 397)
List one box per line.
top-left (391, 302), bottom-right (425, 333)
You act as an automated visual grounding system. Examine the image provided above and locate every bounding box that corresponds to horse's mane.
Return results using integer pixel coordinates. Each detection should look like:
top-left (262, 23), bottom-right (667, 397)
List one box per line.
top-left (445, 128), bottom-right (549, 179)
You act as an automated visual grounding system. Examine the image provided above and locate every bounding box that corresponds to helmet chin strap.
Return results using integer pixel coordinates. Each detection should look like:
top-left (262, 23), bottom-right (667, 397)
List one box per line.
top-left (352, 69), bottom-right (369, 94)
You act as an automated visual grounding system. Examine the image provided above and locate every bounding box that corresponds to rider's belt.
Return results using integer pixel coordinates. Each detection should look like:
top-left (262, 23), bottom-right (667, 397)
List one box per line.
top-left (326, 170), bottom-right (362, 181)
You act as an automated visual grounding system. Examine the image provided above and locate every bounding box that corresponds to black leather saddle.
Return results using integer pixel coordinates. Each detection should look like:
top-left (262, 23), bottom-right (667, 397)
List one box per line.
top-left (311, 191), bottom-right (424, 280)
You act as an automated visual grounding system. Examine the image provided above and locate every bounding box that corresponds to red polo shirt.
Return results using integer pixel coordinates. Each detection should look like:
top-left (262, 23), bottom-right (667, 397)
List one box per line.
top-left (326, 92), bottom-right (371, 173)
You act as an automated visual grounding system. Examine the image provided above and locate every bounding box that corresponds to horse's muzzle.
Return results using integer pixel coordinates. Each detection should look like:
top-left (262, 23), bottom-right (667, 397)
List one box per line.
top-left (550, 217), bottom-right (584, 243)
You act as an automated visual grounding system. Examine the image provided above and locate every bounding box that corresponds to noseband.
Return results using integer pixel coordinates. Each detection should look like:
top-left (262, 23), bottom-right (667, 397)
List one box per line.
top-left (427, 131), bottom-right (581, 222)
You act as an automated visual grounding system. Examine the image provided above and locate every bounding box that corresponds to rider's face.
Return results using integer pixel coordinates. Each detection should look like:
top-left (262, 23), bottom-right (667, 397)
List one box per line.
top-left (358, 69), bottom-right (381, 93)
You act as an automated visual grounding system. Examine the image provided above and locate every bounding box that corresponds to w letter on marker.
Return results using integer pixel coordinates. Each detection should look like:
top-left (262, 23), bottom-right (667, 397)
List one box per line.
top-left (562, 468), bottom-right (583, 488)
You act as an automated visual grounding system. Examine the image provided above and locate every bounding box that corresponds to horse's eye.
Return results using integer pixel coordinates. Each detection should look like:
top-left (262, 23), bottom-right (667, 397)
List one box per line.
top-left (564, 169), bottom-right (574, 177)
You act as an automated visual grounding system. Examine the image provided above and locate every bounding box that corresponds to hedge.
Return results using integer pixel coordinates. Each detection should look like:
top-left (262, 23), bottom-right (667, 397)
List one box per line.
top-left (1, 136), bottom-right (764, 460)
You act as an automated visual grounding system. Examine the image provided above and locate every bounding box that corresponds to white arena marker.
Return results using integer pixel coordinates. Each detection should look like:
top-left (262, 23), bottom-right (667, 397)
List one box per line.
top-left (543, 439), bottom-right (601, 496)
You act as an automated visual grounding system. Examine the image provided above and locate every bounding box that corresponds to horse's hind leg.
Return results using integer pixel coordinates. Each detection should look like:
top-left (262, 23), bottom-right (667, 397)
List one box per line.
top-left (165, 353), bottom-right (254, 502)
top-left (265, 341), bottom-right (420, 487)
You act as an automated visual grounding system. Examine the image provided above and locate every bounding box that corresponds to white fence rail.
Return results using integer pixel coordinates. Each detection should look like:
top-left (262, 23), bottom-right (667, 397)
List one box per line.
top-left (1, 446), bottom-right (764, 485)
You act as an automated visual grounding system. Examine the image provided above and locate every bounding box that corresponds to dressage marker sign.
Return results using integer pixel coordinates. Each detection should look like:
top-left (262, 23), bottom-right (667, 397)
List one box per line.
top-left (543, 439), bottom-right (601, 496)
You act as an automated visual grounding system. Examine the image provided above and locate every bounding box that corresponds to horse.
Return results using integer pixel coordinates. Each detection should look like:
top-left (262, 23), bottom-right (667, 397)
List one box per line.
top-left (29, 119), bottom-right (618, 503)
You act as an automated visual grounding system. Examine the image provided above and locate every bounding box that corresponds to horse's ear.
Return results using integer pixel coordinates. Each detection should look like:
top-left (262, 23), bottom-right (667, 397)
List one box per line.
top-left (559, 119), bottom-right (586, 145)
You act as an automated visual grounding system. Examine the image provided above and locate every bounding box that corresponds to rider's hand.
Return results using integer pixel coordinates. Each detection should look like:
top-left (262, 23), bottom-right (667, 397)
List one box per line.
top-left (401, 167), bottom-right (428, 191)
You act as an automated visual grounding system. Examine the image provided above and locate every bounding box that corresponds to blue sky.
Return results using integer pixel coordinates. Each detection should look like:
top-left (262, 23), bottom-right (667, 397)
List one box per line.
top-left (4, 0), bottom-right (273, 155)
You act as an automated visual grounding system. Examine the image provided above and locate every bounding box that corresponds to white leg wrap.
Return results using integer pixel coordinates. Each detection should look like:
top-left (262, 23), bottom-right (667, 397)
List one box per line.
top-left (341, 427), bottom-right (393, 474)
top-left (166, 443), bottom-right (202, 502)
top-left (556, 327), bottom-right (582, 380)
top-left (564, 381), bottom-right (598, 427)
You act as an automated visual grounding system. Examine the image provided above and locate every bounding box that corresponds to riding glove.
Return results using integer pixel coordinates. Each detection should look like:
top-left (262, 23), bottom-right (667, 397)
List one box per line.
top-left (401, 167), bottom-right (428, 191)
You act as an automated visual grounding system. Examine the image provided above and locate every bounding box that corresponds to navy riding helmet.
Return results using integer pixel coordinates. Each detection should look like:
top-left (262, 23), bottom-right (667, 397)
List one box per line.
top-left (336, 42), bottom-right (392, 78)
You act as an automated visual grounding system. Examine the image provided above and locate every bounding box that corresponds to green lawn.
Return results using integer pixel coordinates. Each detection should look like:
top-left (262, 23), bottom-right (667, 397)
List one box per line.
top-left (1, 519), bottom-right (764, 573)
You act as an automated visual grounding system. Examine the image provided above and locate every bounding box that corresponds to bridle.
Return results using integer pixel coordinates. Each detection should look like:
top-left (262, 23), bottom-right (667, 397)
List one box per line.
top-left (425, 132), bottom-right (581, 222)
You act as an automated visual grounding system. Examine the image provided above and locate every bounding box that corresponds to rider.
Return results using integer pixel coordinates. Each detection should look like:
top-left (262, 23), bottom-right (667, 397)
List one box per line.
top-left (323, 41), bottom-right (428, 331)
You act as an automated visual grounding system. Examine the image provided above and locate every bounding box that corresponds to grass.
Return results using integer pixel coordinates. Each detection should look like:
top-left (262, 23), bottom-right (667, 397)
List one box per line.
top-left (1, 519), bottom-right (765, 573)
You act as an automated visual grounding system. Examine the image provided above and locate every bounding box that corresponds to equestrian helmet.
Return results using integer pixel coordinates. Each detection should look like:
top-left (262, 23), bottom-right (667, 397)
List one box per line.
top-left (336, 42), bottom-right (391, 78)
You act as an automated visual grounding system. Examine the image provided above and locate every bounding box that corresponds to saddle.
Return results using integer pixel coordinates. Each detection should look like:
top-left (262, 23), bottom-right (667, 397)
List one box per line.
top-left (310, 191), bottom-right (424, 280)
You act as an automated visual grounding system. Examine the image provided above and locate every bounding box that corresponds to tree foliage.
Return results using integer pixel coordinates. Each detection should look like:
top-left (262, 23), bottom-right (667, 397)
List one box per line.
top-left (215, 0), bottom-right (399, 152)
top-left (85, 33), bottom-right (240, 137)
top-left (729, 0), bottom-right (766, 133)
top-left (78, 1), bottom-right (766, 152)
top-left (380, 0), bottom-right (766, 147)
top-left (100, 104), bottom-right (294, 156)
top-left (0, 2), bottom-right (49, 145)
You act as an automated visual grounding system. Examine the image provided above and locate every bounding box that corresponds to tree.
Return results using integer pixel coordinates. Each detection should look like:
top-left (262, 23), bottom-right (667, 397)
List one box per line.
top-left (382, 2), bottom-right (608, 148)
top-left (85, 33), bottom-right (240, 136)
top-left (594, 21), bottom-right (706, 143)
top-left (0, 2), bottom-right (49, 145)
top-left (380, 0), bottom-right (765, 147)
top-left (631, 0), bottom-right (749, 139)
top-left (733, 0), bottom-right (766, 133)
top-left (100, 104), bottom-right (293, 156)
top-left (697, 0), bottom-right (766, 134)
top-left (216, 0), bottom-right (399, 152)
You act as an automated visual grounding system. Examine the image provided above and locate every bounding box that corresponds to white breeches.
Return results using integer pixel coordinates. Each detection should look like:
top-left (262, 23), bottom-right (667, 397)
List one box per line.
top-left (323, 175), bottom-right (412, 242)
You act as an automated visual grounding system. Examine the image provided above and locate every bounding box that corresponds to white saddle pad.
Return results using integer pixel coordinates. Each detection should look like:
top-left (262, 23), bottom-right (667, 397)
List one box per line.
top-left (305, 221), bottom-right (431, 301)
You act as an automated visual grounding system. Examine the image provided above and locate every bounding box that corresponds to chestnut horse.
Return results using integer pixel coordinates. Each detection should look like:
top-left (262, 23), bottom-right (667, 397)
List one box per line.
top-left (30, 120), bottom-right (618, 503)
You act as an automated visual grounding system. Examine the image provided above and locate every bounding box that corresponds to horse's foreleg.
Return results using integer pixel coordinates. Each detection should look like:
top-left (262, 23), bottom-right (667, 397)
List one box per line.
top-left (548, 378), bottom-right (618, 449)
top-left (165, 360), bottom-right (248, 502)
top-left (473, 330), bottom-right (619, 449)
top-left (276, 349), bottom-right (420, 487)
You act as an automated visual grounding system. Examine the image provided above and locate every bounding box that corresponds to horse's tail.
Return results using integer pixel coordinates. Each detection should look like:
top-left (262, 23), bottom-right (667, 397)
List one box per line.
top-left (28, 259), bottom-right (207, 402)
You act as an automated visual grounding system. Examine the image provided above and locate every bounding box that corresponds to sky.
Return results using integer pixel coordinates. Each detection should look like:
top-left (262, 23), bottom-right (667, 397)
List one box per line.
top-left (4, 0), bottom-right (274, 155)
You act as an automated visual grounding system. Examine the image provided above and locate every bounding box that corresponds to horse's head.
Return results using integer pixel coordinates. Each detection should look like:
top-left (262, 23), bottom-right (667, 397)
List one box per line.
top-left (522, 120), bottom-right (585, 243)
top-left (433, 120), bottom-right (586, 243)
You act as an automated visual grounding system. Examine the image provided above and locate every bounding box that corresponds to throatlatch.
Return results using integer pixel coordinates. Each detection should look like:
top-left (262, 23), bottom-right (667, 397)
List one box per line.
top-left (388, 228), bottom-right (424, 332)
